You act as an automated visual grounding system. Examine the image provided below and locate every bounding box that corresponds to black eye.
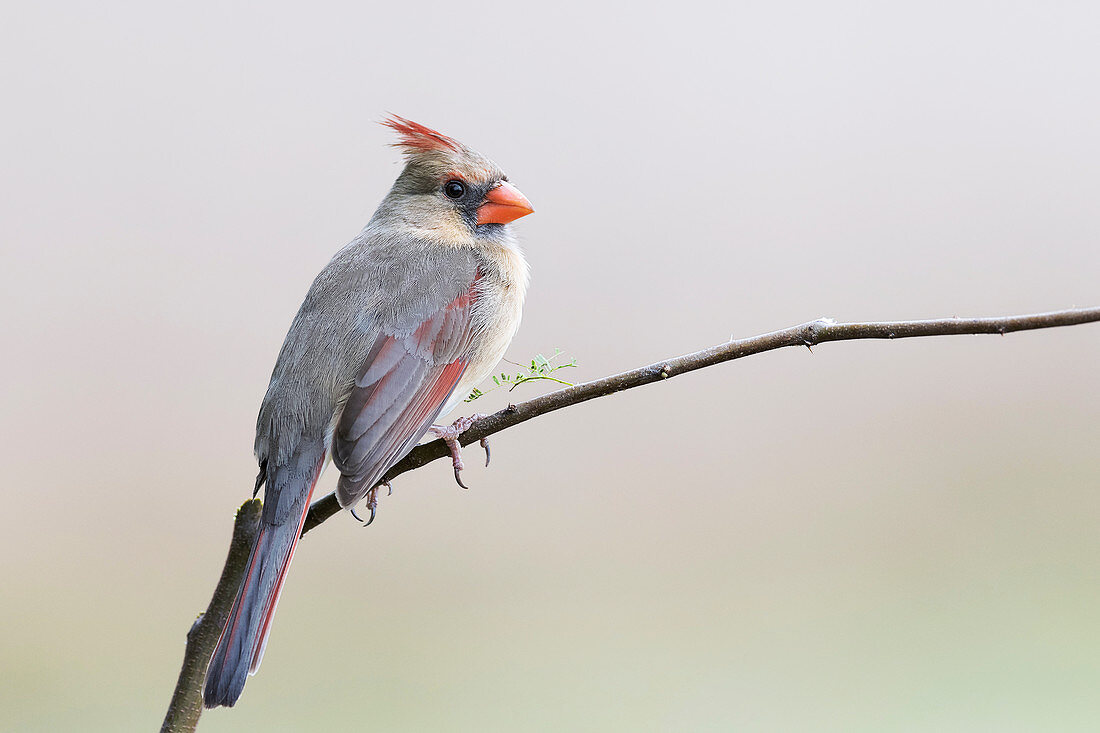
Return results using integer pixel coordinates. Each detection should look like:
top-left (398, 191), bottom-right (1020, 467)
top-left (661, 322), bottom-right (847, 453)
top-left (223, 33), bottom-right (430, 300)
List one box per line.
top-left (443, 180), bottom-right (466, 199)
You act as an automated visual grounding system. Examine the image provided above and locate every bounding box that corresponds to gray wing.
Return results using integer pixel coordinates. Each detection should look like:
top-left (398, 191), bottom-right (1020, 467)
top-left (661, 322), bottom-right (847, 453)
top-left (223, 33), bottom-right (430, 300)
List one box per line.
top-left (331, 272), bottom-right (480, 507)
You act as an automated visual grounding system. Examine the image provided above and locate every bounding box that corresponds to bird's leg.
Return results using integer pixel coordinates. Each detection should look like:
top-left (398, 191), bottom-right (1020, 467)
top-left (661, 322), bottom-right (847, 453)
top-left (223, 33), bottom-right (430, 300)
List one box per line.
top-left (350, 479), bottom-right (392, 526)
top-left (428, 414), bottom-right (489, 489)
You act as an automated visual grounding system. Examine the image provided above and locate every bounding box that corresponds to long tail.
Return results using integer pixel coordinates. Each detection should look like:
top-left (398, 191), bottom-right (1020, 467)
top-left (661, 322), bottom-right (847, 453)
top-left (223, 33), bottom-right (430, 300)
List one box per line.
top-left (203, 451), bottom-right (324, 708)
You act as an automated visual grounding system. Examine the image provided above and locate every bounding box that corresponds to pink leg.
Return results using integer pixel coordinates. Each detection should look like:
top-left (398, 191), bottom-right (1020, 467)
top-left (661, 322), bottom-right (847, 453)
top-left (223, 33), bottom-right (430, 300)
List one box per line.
top-left (350, 480), bottom-right (392, 526)
top-left (428, 414), bottom-right (490, 489)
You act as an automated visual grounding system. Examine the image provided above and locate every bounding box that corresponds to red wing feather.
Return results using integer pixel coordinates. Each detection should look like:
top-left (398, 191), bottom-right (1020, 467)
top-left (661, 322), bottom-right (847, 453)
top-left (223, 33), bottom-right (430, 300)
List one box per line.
top-left (331, 282), bottom-right (478, 506)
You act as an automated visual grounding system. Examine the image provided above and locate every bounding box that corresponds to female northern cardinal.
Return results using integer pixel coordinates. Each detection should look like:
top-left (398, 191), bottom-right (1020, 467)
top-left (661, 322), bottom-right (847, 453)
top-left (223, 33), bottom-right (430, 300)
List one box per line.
top-left (203, 116), bottom-right (532, 707)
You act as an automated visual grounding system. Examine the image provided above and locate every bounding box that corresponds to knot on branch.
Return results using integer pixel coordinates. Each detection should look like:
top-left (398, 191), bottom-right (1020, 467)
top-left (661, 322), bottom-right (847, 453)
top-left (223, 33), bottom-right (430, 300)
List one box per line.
top-left (187, 614), bottom-right (204, 641)
top-left (801, 317), bottom-right (837, 347)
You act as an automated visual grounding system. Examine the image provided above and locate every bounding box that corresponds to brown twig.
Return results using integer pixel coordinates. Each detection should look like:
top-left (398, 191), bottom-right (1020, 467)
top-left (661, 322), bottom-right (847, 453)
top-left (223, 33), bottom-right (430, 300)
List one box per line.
top-left (301, 306), bottom-right (1100, 533)
top-left (161, 500), bottom-right (262, 733)
top-left (168, 306), bottom-right (1100, 730)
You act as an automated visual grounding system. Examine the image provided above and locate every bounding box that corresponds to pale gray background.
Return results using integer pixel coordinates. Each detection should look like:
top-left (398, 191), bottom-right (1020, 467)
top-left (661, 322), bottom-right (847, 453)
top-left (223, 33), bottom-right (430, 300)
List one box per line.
top-left (2, 1), bottom-right (1099, 731)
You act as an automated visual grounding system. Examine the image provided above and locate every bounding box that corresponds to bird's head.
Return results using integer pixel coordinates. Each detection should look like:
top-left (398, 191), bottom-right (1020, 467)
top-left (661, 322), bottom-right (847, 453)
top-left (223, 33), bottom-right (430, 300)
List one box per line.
top-left (378, 115), bottom-right (534, 245)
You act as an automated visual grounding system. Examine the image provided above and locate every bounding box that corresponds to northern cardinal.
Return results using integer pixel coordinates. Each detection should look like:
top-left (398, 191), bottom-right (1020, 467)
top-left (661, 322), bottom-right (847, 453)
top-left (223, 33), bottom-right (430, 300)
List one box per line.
top-left (203, 116), bottom-right (532, 707)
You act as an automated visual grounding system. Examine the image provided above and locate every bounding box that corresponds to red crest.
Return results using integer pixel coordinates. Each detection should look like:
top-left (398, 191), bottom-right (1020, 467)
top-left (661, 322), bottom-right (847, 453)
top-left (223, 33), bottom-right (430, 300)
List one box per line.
top-left (381, 114), bottom-right (461, 154)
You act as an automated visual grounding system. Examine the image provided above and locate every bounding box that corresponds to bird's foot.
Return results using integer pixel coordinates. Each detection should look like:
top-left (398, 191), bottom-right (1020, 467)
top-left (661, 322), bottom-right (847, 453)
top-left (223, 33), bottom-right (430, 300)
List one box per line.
top-left (428, 414), bottom-right (490, 489)
top-left (350, 480), bottom-right (392, 526)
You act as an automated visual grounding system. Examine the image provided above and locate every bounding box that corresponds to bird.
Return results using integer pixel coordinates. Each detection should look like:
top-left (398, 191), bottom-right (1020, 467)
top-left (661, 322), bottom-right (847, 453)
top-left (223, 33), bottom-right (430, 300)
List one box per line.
top-left (202, 116), bottom-right (533, 708)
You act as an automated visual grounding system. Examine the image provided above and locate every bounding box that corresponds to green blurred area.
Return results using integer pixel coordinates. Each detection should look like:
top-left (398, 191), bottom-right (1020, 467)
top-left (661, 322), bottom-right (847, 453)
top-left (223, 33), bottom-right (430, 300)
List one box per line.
top-left (2, 1), bottom-right (1100, 731)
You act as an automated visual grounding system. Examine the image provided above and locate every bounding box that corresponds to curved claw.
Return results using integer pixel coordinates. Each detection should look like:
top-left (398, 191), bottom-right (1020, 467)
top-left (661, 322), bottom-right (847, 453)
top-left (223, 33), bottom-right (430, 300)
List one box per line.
top-left (349, 504), bottom-right (377, 526)
top-left (480, 437), bottom-right (490, 468)
top-left (351, 486), bottom-right (380, 527)
top-left (454, 466), bottom-right (469, 490)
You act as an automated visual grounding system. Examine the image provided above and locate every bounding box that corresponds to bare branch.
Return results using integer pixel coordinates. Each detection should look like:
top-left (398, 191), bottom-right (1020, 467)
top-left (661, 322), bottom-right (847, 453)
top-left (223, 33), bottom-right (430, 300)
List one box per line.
top-left (302, 306), bottom-right (1100, 533)
top-left (169, 306), bottom-right (1100, 730)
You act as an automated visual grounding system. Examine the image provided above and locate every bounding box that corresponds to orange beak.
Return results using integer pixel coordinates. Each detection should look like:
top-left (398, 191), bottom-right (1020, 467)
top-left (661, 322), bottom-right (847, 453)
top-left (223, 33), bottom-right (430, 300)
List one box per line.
top-left (477, 181), bottom-right (534, 226)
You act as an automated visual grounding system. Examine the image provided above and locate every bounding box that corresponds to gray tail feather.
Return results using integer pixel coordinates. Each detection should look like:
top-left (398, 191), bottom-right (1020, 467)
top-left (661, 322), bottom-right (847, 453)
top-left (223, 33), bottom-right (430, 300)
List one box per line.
top-left (202, 519), bottom-right (300, 708)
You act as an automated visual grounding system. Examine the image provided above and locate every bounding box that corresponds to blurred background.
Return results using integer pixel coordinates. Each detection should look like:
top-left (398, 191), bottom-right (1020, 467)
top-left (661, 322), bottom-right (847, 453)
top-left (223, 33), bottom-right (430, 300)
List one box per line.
top-left (2, 2), bottom-right (1099, 731)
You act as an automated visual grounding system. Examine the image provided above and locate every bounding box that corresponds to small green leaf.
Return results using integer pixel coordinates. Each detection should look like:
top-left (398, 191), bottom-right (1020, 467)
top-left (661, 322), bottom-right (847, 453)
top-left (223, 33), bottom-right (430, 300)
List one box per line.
top-left (464, 349), bottom-right (579, 402)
